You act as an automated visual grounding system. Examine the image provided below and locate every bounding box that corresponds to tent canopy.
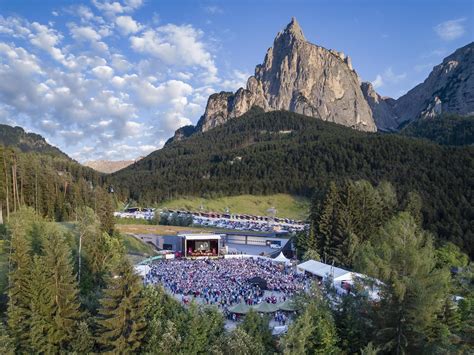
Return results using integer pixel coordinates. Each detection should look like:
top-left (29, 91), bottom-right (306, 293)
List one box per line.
top-left (297, 260), bottom-right (352, 280)
top-left (253, 302), bottom-right (278, 313)
top-left (273, 252), bottom-right (290, 264)
top-left (278, 299), bottom-right (298, 312)
top-left (229, 302), bottom-right (251, 314)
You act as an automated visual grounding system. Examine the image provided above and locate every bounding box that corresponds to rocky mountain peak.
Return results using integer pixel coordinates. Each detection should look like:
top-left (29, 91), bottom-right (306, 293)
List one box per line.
top-left (171, 17), bottom-right (376, 142)
top-left (276, 16), bottom-right (306, 44)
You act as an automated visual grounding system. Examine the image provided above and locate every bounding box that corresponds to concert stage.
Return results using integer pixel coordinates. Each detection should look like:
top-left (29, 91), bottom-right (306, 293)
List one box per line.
top-left (178, 233), bottom-right (222, 258)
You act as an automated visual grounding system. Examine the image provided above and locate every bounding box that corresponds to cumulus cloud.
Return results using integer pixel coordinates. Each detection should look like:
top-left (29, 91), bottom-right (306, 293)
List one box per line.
top-left (92, 65), bottom-right (114, 79)
top-left (434, 18), bottom-right (466, 41)
top-left (0, 5), bottom-right (244, 161)
top-left (130, 24), bottom-right (218, 82)
top-left (116, 15), bottom-right (141, 35)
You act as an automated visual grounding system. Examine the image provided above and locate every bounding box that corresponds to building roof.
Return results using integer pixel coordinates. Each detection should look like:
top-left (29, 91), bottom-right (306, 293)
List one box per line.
top-left (297, 260), bottom-right (351, 280)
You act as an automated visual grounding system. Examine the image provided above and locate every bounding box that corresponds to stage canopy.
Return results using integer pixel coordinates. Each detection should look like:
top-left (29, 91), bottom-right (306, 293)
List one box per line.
top-left (179, 233), bottom-right (221, 240)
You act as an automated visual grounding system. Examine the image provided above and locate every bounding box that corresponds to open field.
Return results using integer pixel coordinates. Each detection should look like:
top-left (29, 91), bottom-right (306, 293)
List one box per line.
top-left (155, 194), bottom-right (310, 221)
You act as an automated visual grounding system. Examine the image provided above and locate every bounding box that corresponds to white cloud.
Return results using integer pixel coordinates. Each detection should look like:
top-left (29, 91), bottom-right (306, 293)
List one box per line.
top-left (372, 67), bottom-right (406, 89)
top-left (434, 18), bottom-right (466, 41)
top-left (372, 74), bottom-right (383, 89)
top-left (130, 24), bottom-right (218, 82)
top-left (116, 15), bottom-right (141, 35)
top-left (92, 65), bottom-right (114, 79)
top-left (0, 8), bottom-right (247, 161)
top-left (221, 70), bottom-right (249, 90)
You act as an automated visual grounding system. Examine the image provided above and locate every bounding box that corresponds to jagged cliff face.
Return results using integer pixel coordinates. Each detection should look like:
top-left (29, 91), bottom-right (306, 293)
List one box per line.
top-left (360, 82), bottom-right (398, 131)
top-left (194, 18), bottom-right (376, 134)
top-left (364, 42), bottom-right (474, 130)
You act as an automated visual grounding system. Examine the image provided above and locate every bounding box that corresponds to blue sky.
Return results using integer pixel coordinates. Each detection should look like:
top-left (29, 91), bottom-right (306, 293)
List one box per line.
top-left (0, 0), bottom-right (472, 161)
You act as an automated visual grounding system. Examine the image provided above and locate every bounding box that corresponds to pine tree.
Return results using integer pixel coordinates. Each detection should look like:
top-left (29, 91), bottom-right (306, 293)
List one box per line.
top-left (239, 310), bottom-right (274, 354)
top-left (96, 258), bottom-right (147, 353)
top-left (226, 327), bottom-right (264, 355)
top-left (70, 320), bottom-right (94, 354)
top-left (30, 228), bottom-right (82, 353)
top-left (0, 321), bottom-right (14, 355)
top-left (317, 182), bottom-right (338, 263)
top-left (6, 210), bottom-right (34, 352)
top-left (282, 287), bottom-right (339, 354)
top-left (355, 212), bottom-right (450, 354)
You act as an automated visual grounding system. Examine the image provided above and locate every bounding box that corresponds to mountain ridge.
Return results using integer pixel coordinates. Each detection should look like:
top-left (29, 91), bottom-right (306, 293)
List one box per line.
top-left (363, 42), bottom-right (474, 130)
top-left (0, 124), bottom-right (69, 158)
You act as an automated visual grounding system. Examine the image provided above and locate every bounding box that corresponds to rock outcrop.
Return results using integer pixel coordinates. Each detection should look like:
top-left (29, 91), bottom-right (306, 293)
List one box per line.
top-left (360, 82), bottom-right (398, 131)
top-left (170, 17), bottom-right (376, 142)
top-left (366, 42), bottom-right (474, 129)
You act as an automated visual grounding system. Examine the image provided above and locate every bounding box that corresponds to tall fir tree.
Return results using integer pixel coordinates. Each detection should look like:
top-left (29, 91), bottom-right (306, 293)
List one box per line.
top-left (282, 286), bottom-right (339, 354)
top-left (355, 212), bottom-right (450, 353)
top-left (239, 310), bottom-right (275, 354)
top-left (6, 209), bottom-right (34, 352)
top-left (317, 182), bottom-right (338, 263)
top-left (96, 258), bottom-right (147, 353)
top-left (30, 227), bottom-right (82, 353)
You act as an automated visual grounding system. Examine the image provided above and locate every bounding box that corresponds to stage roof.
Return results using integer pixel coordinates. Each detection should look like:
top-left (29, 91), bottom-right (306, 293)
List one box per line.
top-left (178, 233), bottom-right (222, 240)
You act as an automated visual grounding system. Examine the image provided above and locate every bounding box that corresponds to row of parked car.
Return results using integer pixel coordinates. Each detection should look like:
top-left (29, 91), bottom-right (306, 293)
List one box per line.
top-left (114, 208), bottom-right (307, 233)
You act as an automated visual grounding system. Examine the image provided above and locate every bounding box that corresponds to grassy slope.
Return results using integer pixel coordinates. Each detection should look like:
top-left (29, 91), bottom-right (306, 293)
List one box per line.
top-left (59, 222), bottom-right (157, 259)
top-left (156, 193), bottom-right (310, 221)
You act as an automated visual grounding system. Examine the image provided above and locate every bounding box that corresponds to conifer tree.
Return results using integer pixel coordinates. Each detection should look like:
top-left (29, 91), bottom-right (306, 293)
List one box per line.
top-left (317, 182), bottom-right (338, 263)
top-left (30, 227), bottom-right (82, 353)
top-left (96, 258), bottom-right (147, 353)
top-left (0, 321), bottom-right (14, 355)
top-left (70, 320), bottom-right (94, 354)
top-left (282, 286), bottom-right (339, 354)
top-left (355, 212), bottom-right (450, 353)
top-left (6, 209), bottom-right (34, 352)
top-left (226, 327), bottom-right (264, 355)
top-left (239, 309), bottom-right (274, 354)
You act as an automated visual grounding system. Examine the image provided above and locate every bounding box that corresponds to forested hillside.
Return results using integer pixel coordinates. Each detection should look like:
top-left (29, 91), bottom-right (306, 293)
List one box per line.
top-left (400, 114), bottom-right (474, 145)
top-left (109, 109), bottom-right (474, 256)
top-left (0, 124), bottom-right (68, 158)
top-left (0, 146), bottom-right (105, 222)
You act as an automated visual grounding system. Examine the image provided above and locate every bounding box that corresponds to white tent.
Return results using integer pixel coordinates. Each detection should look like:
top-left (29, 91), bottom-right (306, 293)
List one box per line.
top-left (134, 264), bottom-right (151, 278)
top-left (296, 260), bottom-right (352, 281)
top-left (273, 252), bottom-right (291, 264)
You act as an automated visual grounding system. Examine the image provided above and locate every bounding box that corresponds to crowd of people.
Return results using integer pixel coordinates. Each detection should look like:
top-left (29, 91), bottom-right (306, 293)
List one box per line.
top-left (144, 258), bottom-right (308, 310)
